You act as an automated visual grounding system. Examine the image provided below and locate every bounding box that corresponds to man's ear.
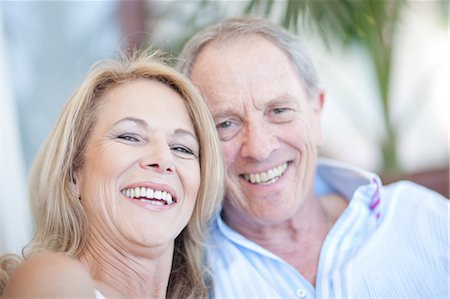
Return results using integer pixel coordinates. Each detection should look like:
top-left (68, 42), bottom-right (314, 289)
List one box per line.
top-left (313, 89), bottom-right (325, 114)
top-left (313, 89), bottom-right (326, 146)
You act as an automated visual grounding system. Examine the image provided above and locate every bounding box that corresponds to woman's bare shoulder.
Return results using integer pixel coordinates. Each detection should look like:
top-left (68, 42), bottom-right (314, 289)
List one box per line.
top-left (4, 251), bottom-right (96, 298)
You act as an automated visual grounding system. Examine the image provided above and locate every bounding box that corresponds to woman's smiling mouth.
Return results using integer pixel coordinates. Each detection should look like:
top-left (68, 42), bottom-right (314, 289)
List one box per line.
top-left (121, 187), bottom-right (177, 205)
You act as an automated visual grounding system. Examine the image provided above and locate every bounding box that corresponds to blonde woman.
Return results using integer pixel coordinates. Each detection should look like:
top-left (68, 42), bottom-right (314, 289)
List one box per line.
top-left (0, 51), bottom-right (223, 298)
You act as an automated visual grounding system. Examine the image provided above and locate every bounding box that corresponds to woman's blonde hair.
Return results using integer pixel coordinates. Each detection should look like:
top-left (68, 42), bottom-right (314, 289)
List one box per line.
top-left (0, 50), bottom-right (224, 298)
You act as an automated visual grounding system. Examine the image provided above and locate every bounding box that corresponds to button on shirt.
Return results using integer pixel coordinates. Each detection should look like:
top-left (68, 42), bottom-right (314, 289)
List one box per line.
top-left (207, 159), bottom-right (449, 298)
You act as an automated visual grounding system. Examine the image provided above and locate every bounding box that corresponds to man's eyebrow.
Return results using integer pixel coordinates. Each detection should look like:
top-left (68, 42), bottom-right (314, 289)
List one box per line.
top-left (208, 100), bottom-right (240, 120)
top-left (267, 94), bottom-right (300, 106)
top-left (212, 94), bottom-right (299, 120)
top-left (112, 117), bottom-right (148, 128)
top-left (212, 109), bottom-right (237, 120)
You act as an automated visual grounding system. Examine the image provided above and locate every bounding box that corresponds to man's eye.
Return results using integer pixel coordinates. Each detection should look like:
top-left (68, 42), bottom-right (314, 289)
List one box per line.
top-left (269, 107), bottom-right (295, 123)
top-left (118, 134), bottom-right (140, 142)
top-left (273, 108), bottom-right (288, 114)
top-left (215, 118), bottom-right (241, 141)
top-left (217, 121), bottom-right (232, 129)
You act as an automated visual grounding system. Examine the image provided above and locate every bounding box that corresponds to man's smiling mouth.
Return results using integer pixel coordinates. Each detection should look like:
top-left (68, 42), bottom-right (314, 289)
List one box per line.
top-left (121, 187), bottom-right (176, 205)
top-left (241, 162), bottom-right (288, 185)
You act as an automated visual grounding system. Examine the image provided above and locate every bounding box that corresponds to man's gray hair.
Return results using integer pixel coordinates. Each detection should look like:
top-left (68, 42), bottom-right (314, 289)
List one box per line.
top-left (177, 17), bottom-right (319, 99)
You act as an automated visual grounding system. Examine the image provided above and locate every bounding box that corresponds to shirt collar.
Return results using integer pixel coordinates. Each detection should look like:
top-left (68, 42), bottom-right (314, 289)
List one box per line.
top-left (315, 158), bottom-right (382, 219)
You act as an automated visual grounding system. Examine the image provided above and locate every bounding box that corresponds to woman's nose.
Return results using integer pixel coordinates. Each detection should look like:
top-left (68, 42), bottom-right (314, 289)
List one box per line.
top-left (146, 160), bottom-right (175, 174)
top-left (140, 142), bottom-right (175, 174)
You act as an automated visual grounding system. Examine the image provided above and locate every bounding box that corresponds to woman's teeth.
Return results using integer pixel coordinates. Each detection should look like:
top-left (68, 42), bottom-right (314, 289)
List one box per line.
top-left (243, 162), bottom-right (288, 185)
top-left (121, 187), bottom-right (175, 205)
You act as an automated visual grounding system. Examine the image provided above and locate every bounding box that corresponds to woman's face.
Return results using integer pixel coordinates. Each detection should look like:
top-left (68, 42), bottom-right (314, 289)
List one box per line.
top-left (76, 79), bottom-right (200, 252)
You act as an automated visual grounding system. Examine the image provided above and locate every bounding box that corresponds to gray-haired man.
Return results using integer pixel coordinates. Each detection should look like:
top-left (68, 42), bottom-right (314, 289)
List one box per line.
top-left (178, 17), bottom-right (448, 298)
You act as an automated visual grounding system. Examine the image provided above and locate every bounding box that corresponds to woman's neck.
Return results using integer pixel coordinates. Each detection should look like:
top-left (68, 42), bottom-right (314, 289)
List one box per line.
top-left (79, 231), bottom-right (173, 299)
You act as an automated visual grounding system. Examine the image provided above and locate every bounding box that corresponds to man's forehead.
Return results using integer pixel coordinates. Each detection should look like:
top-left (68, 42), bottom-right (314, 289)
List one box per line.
top-left (191, 34), bottom-right (310, 114)
top-left (195, 34), bottom-right (274, 66)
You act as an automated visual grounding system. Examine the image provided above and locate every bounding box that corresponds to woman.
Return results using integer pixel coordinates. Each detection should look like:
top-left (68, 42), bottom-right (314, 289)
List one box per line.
top-left (0, 50), bottom-right (223, 298)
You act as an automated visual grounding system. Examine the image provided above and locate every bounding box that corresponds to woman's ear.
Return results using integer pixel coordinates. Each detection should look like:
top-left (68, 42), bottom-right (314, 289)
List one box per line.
top-left (70, 171), bottom-right (81, 199)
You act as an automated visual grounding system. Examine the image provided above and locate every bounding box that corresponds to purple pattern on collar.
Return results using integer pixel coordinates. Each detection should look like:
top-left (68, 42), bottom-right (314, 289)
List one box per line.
top-left (370, 178), bottom-right (382, 219)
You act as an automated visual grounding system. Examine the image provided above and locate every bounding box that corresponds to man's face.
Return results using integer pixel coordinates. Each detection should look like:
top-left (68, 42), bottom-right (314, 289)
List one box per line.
top-left (190, 35), bottom-right (324, 230)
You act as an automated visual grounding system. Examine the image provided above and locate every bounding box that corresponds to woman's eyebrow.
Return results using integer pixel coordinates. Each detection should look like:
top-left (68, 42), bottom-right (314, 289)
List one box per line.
top-left (112, 117), bottom-right (148, 128)
top-left (174, 128), bottom-right (199, 143)
top-left (112, 118), bottom-right (198, 143)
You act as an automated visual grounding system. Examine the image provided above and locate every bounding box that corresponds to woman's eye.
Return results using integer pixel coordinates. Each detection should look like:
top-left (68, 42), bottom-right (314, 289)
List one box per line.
top-left (171, 145), bottom-right (197, 158)
top-left (118, 134), bottom-right (140, 142)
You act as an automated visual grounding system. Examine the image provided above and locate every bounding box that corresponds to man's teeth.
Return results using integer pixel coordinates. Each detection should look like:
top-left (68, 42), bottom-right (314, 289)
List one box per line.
top-left (243, 163), bottom-right (288, 185)
top-left (121, 187), bottom-right (174, 205)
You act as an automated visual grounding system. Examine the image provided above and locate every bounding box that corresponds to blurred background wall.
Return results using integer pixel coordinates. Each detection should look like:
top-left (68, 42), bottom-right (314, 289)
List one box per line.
top-left (1, 1), bottom-right (123, 254)
top-left (1, 0), bottom-right (448, 254)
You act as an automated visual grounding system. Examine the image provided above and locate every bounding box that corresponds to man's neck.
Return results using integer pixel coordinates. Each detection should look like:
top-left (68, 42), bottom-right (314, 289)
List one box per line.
top-left (223, 193), bottom-right (347, 286)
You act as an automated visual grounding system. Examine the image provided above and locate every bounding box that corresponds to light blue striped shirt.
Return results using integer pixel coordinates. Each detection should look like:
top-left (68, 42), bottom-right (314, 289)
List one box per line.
top-left (207, 159), bottom-right (449, 298)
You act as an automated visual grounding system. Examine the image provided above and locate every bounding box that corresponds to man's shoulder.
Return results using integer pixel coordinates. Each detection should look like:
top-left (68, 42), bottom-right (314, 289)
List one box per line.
top-left (382, 180), bottom-right (448, 210)
top-left (380, 180), bottom-right (448, 237)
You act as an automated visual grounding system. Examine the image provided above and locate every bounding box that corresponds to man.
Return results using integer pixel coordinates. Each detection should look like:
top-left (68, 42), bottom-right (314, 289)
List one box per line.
top-left (178, 18), bottom-right (448, 298)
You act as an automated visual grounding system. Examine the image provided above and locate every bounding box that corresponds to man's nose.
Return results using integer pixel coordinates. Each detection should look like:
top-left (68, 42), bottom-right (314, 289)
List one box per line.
top-left (240, 121), bottom-right (279, 161)
top-left (140, 142), bottom-right (175, 174)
